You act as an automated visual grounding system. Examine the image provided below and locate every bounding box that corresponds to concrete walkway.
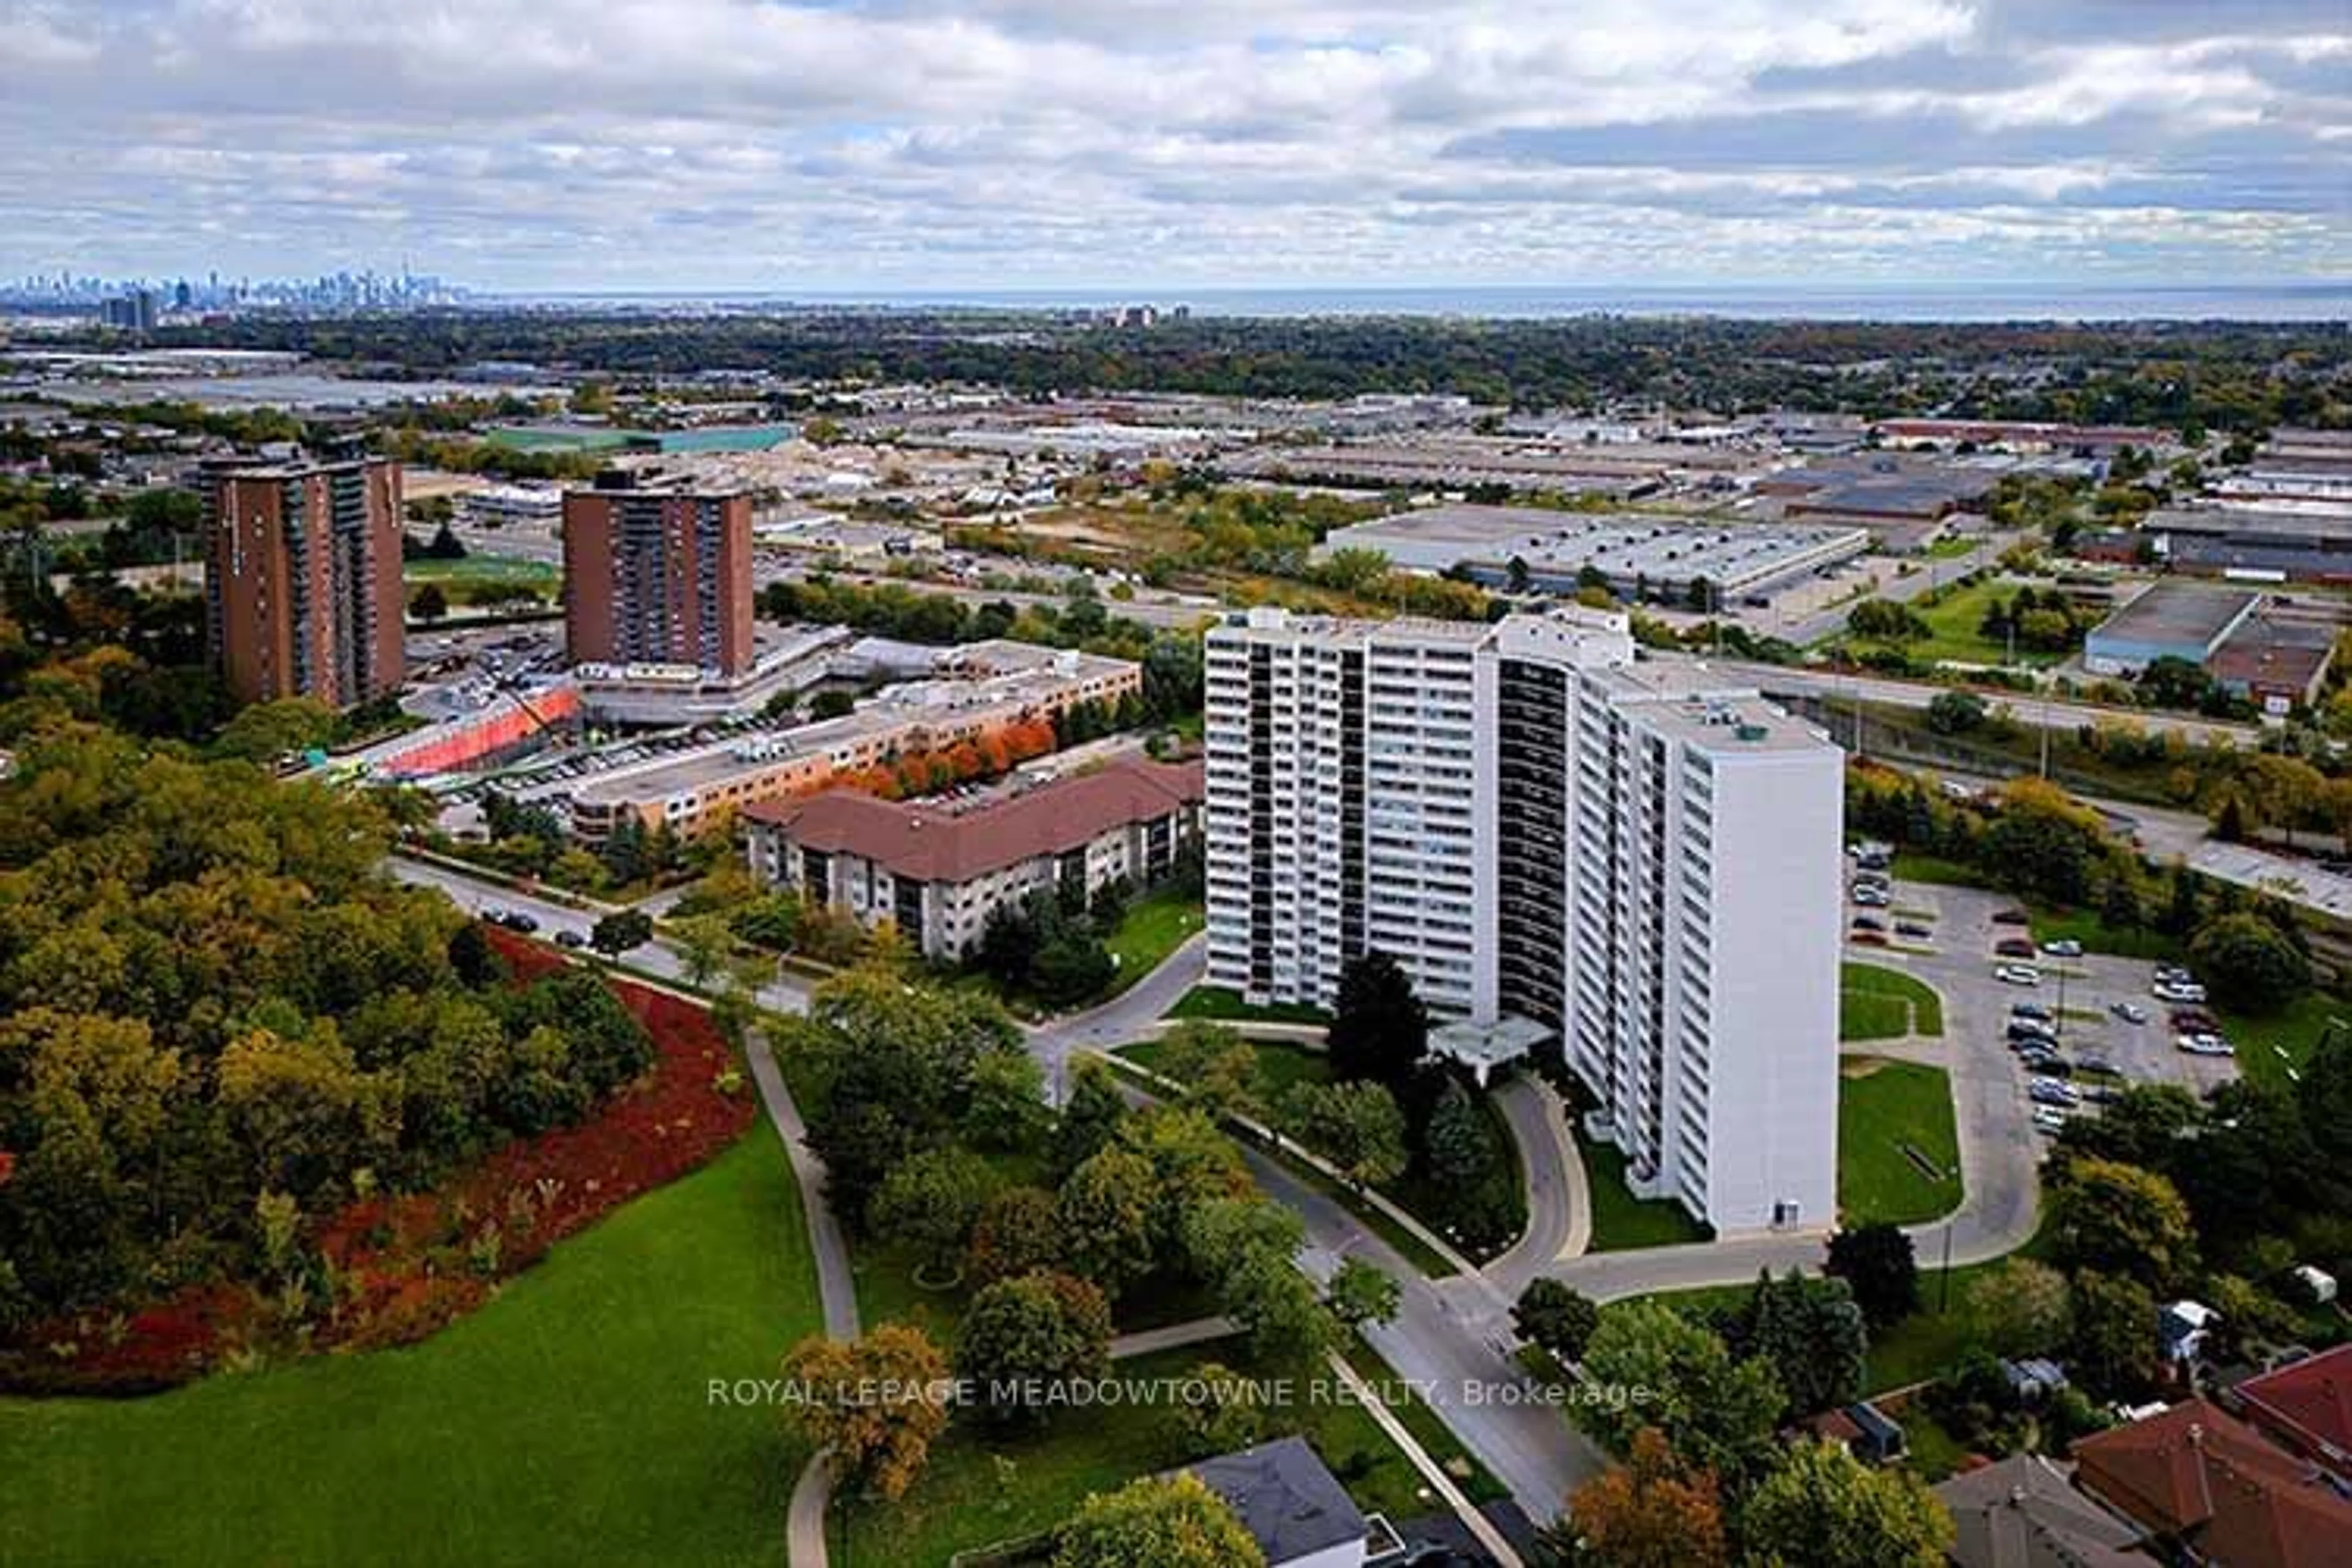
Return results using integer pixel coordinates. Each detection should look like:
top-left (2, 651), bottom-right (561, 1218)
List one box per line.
top-left (1108, 1316), bottom-right (1238, 1360)
top-left (748, 1028), bottom-right (862, 1568)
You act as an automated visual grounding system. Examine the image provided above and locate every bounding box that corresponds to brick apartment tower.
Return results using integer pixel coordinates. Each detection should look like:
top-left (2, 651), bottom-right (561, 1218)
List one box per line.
top-left (560, 473), bottom-right (756, 676)
top-left (203, 458), bottom-right (405, 706)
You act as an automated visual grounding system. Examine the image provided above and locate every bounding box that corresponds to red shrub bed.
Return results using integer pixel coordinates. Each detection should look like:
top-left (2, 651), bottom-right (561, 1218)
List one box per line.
top-left (7, 932), bottom-right (756, 1393)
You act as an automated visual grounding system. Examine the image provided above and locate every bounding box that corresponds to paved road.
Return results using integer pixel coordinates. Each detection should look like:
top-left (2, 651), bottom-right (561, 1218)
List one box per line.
top-left (1028, 934), bottom-right (1207, 1102)
top-left (1487, 1077), bottom-right (1591, 1292)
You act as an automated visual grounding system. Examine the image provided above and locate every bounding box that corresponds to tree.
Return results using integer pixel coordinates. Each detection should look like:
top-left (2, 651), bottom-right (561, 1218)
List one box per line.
top-left (1325, 950), bottom-right (1428, 1089)
top-left (1423, 1077), bottom-right (1499, 1205)
top-left (1149, 1020), bottom-right (1258, 1119)
top-left (670, 913), bottom-right (737, 990)
top-left (780, 1325), bottom-right (950, 1502)
top-left (1513, 1278), bottom-right (1601, 1363)
top-left (1326, 1257), bottom-right (1401, 1330)
top-left (872, 1146), bottom-right (998, 1276)
top-left (1740, 1439), bottom-right (1953, 1568)
top-left (1845, 598), bottom-right (1929, 643)
top-left (956, 1270), bottom-right (1113, 1427)
top-left (1052, 1473), bottom-right (1265, 1568)
top-left (1578, 1303), bottom-right (1785, 1486)
top-left (2048, 1157), bottom-right (2198, 1292)
top-left (1031, 927), bottom-right (1115, 1007)
top-left (211, 696), bottom-right (338, 763)
top-left (409, 582), bottom-right (450, 623)
top-left (1280, 1079), bottom-right (1407, 1190)
top-left (1962, 1257), bottom-right (2073, 1359)
top-left (1719, 1269), bottom-right (1868, 1417)
top-left (1823, 1224), bottom-right (1918, 1329)
top-left (589, 908), bottom-right (653, 954)
top-left (2188, 912), bottom-right (2312, 1013)
top-left (1053, 1061), bottom-right (1128, 1177)
top-left (1055, 1147), bottom-right (1160, 1299)
top-left (1181, 1196), bottom-right (1335, 1363)
top-left (1168, 1362), bottom-right (1272, 1454)
top-left (1559, 1427), bottom-right (1730, 1568)
top-left (2068, 1270), bottom-right (2160, 1397)
top-left (810, 688), bottom-right (856, 719)
top-left (963, 1045), bottom-right (1047, 1151)
top-left (1924, 690), bottom-right (1986, 735)
top-left (968, 1185), bottom-right (1064, 1286)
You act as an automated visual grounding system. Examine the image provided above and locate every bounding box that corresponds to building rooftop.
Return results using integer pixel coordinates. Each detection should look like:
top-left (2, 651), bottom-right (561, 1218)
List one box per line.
top-left (2090, 581), bottom-right (2263, 651)
top-left (1936, 1453), bottom-right (2145, 1568)
top-left (1319, 503), bottom-right (1868, 590)
top-left (2070, 1396), bottom-right (2352, 1567)
top-left (1591, 661), bottom-right (1837, 756)
top-left (2211, 615), bottom-right (2339, 695)
top-left (1180, 1437), bottom-right (1368, 1566)
top-left (739, 757), bottom-right (1202, 883)
top-left (2233, 1344), bottom-right (2352, 1474)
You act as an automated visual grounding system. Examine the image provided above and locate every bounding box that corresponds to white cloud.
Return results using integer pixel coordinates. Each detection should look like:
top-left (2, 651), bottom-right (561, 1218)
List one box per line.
top-left (0, 0), bottom-right (2343, 287)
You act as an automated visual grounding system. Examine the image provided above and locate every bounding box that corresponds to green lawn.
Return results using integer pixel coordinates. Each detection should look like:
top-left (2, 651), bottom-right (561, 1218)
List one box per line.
top-left (402, 553), bottom-right (562, 589)
top-left (1121, 1037), bottom-right (1333, 1101)
top-left (1839, 1058), bottom-right (1962, 1228)
top-left (0, 1130), bottom-right (818, 1568)
top-left (1888, 851), bottom-right (1996, 890)
top-left (1166, 986), bottom-right (1332, 1026)
top-left (1840, 578), bottom-right (2064, 669)
top-left (832, 1340), bottom-right (1485, 1566)
top-left (2221, 989), bottom-right (2351, 1096)
top-left (1582, 1139), bottom-right (1712, 1253)
top-left (2028, 905), bottom-right (2182, 963)
top-left (1102, 891), bottom-right (1204, 997)
top-left (1842, 961), bottom-right (1946, 1039)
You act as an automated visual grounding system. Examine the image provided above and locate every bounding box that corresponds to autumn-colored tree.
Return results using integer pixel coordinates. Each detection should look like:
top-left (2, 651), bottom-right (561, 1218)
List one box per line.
top-left (1052, 1473), bottom-right (1264, 1568)
top-left (1562, 1427), bottom-right (1729, 1568)
top-left (780, 1324), bottom-right (950, 1501)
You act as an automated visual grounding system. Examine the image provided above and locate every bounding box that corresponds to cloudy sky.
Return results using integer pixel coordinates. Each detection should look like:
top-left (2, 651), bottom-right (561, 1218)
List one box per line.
top-left (2, 0), bottom-right (2347, 293)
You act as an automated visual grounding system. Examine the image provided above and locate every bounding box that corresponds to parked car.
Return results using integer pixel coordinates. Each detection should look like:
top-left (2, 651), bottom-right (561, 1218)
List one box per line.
top-left (2081, 1084), bottom-right (2123, 1106)
top-left (2032, 1106), bottom-right (2071, 1135)
top-left (2041, 938), bottom-right (2083, 957)
top-left (2154, 980), bottom-right (2208, 1003)
top-left (2111, 1001), bottom-right (2150, 1025)
top-left (2011, 1002), bottom-right (2054, 1022)
top-left (1992, 908), bottom-right (2031, 925)
top-left (1896, 921), bottom-right (1932, 939)
top-left (2026, 1054), bottom-right (2072, 1078)
top-left (2029, 1077), bottom-right (2081, 1106)
top-left (1996, 964), bottom-right (2043, 986)
top-left (2154, 963), bottom-right (2192, 984)
top-left (1996, 937), bottom-right (2038, 959)
top-left (2074, 1055), bottom-right (2118, 1077)
top-left (2171, 1009), bottom-right (2222, 1033)
top-left (2176, 1033), bottom-right (2236, 1057)
top-left (1852, 915), bottom-right (1888, 932)
top-left (2009, 1020), bottom-right (2058, 1044)
top-left (503, 911), bottom-right (540, 934)
top-left (554, 929), bottom-right (586, 949)
top-left (1850, 930), bottom-right (1890, 947)
top-left (482, 905), bottom-right (508, 925)
top-left (1852, 885), bottom-right (1891, 907)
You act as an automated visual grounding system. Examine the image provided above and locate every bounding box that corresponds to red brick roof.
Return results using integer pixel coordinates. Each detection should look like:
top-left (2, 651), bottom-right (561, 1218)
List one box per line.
top-left (2237, 1345), bottom-right (2352, 1474)
top-left (2071, 1398), bottom-right (2352, 1568)
top-left (742, 758), bottom-right (1202, 884)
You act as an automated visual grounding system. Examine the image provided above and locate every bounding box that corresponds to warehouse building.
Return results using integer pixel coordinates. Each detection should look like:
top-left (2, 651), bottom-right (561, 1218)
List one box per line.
top-left (2084, 582), bottom-right (2262, 677)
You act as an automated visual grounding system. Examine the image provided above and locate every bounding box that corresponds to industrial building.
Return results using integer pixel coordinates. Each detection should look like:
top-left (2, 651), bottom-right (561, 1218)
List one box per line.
top-left (203, 455), bottom-right (405, 706)
top-left (2147, 507), bottom-right (2352, 585)
top-left (742, 757), bottom-right (1202, 960)
top-left (1316, 503), bottom-right (1869, 606)
top-left (459, 483), bottom-right (562, 529)
top-left (560, 470), bottom-right (756, 679)
top-left (1204, 605), bottom-right (1842, 1235)
top-left (2083, 582), bottom-right (2263, 677)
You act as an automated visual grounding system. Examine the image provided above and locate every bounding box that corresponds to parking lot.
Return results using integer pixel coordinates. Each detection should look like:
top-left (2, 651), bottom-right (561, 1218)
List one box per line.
top-left (1845, 867), bottom-right (2239, 1144)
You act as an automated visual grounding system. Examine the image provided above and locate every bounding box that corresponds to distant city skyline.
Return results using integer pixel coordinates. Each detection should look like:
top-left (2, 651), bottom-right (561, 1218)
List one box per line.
top-left (2, 2), bottom-right (2346, 294)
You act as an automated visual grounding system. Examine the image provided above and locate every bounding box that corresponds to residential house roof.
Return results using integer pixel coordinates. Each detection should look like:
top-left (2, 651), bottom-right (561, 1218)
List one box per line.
top-left (2071, 1398), bottom-right (2352, 1568)
top-left (740, 757), bottom-right (1202, 886)
top-left (1936, 1453), bottom-right (2144, 1568)
top-left (1182, 1436), bottom-right (1368, 1567)
top-left (2235, 1344), bottom-right (2352, 1478)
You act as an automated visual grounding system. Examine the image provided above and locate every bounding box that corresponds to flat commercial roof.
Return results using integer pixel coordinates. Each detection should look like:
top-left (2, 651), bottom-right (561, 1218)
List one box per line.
top-left (2090, 581), bottom-right (2261, 652)
top-left (1320, 503), bottom-right (1867, 593)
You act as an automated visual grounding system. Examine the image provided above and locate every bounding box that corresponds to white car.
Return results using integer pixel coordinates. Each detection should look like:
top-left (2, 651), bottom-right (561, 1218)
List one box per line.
top-left (1852, 885), bottom-right (1891, 907)
top-left (2176, 1033), bottom-right (2236, 1057)
top-left (2032, 1106), bottom-right (2071, 1135)
top-left (1995, 963), bottom-right (2043, 986)
top-left (2041, 938), bottom-right (2083, 957)
top-left (2153, 981), bottom-right (2208, 1003)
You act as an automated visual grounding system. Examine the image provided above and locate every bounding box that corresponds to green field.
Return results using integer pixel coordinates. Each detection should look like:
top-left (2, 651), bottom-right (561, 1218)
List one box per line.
top-left (1888, 851), bottom-right (1996, 890)
top-left (0, 1130), bottom-right (818, 1568)
top-left (1841, 961), bottom-right (1947, 1041)
top-left (1102, 890), bottom-right (1204, 997)
top-left (831, 1340), bottom-right (1500, 1566)
top-left (2028, 905), bottom-right (2182, 963)
top-left (1839, 1058), bottom-right (1962, 1227)
top-left (1582, 1138), bottom-right (1712, 1253)
top-left (402, 552), bottom-right (562, 588)
top-left (1166, 986), bottom-right (1332, 1025)
top-left (2222, 989), bottom-right (2351, 1096)
top-left (1121, 1036), bottom-right (1332, 1102)
top-left (1839, 578), bottom-right (2063, 669)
